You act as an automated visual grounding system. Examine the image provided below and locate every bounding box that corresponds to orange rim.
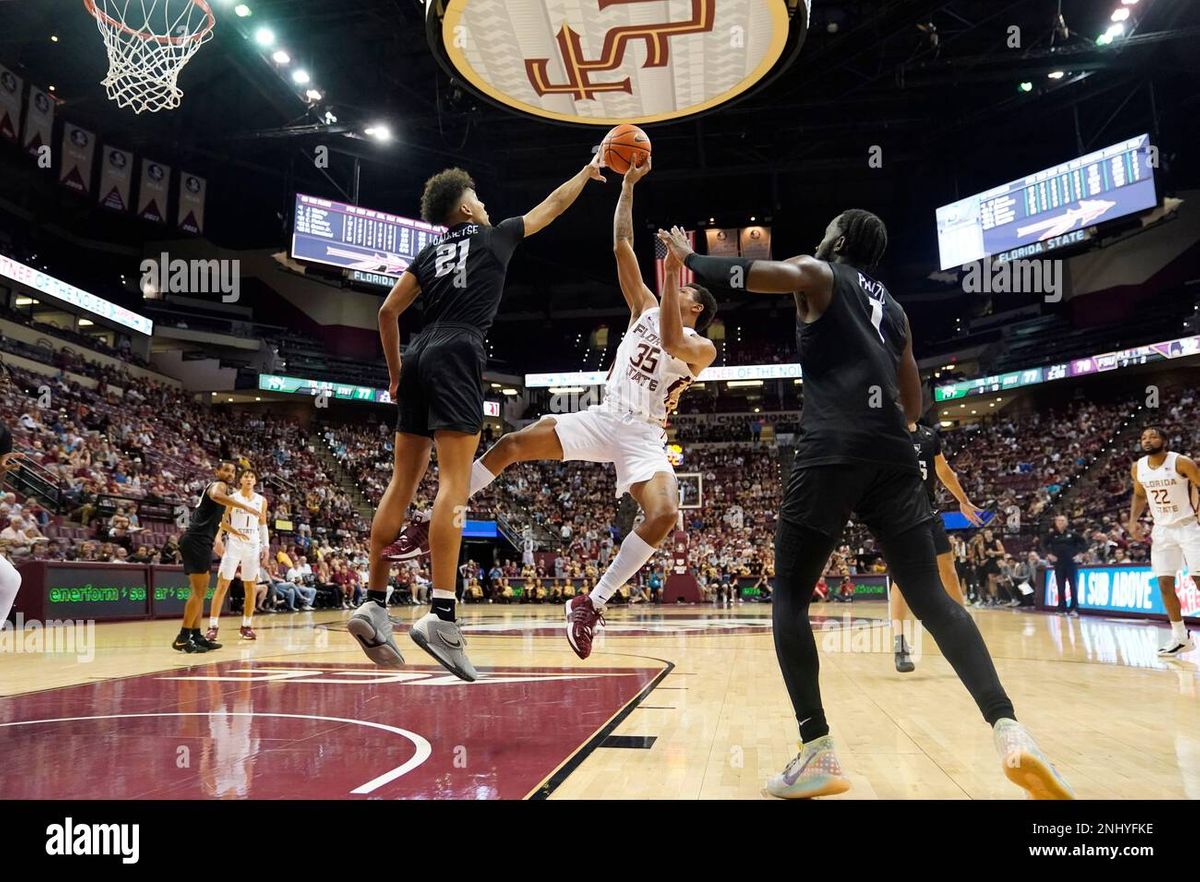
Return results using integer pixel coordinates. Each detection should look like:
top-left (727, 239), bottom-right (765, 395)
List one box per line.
top-left (83, 0), bottom-right (215, 47)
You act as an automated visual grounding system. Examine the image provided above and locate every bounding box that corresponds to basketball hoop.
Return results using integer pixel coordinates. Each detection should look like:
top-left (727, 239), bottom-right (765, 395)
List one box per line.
top-left (83, 0), bottom-right (216, 114)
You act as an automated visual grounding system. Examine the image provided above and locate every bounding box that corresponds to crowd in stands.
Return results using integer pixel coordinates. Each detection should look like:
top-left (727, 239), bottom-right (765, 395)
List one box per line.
top-left (0, 295), bottom-right (1188, 608)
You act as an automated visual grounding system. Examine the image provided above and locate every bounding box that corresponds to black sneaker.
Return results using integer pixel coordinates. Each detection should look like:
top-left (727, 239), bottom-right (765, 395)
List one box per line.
top-left (172, 635), bottom-right (209, 653)
top-left (894, 636), bottom-right (915, 673)
top-left (192, 632), bottom-right (222, 650)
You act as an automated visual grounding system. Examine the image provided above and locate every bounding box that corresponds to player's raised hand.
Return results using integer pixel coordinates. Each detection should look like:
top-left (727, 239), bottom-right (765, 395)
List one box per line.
top-left (624, 155), bottom-right (652, 185)
top-left (657, 226), bottom-right (694, 264)
top-left (960, 501), bottom-right (986, 526)
top-left (586, 149), bottom-right (607, 183)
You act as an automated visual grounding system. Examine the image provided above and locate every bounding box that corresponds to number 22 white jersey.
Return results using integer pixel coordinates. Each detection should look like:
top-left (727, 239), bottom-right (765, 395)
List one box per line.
top-left (1137, 453), bottom-right (1198, 528)
top-left (603, 307), bottom-right (698, 427)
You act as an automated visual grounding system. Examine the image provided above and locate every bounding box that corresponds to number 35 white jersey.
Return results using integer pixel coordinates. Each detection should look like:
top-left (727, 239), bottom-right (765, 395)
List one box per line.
top-left (1137, 453), bottom-right (1198, 528)
top-left (603, 307), bottom-right (698, 427)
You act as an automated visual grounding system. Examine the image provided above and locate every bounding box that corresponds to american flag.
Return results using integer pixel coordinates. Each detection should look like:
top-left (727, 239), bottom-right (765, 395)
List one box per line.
top-left (655, 229), bottom-right (695, 296)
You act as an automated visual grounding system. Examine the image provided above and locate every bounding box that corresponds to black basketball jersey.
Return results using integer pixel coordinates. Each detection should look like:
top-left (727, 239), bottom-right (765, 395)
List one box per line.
top-left (184, 481), bottom-right (226, 543)
top-left (911, 424), bottom-right (942, 507)
top-left (789, 262), bottom-right (918, 473)
top-left (406, 217), bottom-right (525, 336)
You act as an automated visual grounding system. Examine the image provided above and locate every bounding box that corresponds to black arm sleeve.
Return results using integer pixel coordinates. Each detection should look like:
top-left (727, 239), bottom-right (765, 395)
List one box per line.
top-left (0, 424), bottom-right (11, 457)
top-left (684, 253), bottom-right (755, 290)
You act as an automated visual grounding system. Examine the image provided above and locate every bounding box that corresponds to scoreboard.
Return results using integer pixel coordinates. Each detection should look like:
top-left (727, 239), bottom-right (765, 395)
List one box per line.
top-left (291, 193), bottom-right (445, 276)
top-left (936, 134), bottom-right (1157, 270)
top-left (935, 333), bottom-right (1200, 402)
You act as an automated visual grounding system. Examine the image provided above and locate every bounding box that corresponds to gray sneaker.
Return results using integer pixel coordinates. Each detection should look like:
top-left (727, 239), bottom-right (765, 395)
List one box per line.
top-left (347, 602), bottom-right (405, 667)
top-left (410, 612), bottom-right (478, 682)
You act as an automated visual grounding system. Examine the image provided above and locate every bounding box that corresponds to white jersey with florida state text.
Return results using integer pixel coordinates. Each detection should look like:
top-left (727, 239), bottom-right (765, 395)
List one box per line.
top-left (603, 307), bottom-right (698, 427)
top-left (227, 491), bottom-right (265, 542)
top-left (1137, 453), bottom-right (1198, 528)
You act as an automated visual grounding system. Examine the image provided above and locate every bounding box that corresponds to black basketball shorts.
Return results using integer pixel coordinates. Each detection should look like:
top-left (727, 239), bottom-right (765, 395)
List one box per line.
top-left (396, 324), bottom-right (487, 438)
top-left (179, 534), bottom-right (215, 576)
top-left (779, 462), bottom-right (935, 541)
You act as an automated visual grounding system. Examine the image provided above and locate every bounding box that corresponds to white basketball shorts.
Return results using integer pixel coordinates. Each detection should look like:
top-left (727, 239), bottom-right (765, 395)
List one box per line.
top-left (551, 406), bottom-right (674, 498)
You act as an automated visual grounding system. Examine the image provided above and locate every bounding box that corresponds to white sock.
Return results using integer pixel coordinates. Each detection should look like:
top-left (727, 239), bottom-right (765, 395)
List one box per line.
top-left (432, 589), bottom-right (456, 601)
top-left (209, 615), bottom-right (219, 630)
top-left (1172, 619), bottom-right (1188, 641)
top-left (242, 615), bottom-right (252, 627)
top-left (0, 561), bottom-right (20, 626)
top-left (591, 532), bottom-right (656, 607)
top-left (469, 460), bottom-right (497, 498)
top-left (385, 585), bottom-right (395, 605)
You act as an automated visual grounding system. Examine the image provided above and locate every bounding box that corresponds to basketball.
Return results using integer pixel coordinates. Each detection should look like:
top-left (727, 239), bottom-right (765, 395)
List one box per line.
top-left (601, 123), bottom-right (652, 174)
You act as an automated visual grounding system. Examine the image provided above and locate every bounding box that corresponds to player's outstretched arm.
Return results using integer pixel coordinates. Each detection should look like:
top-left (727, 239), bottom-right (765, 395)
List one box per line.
top-left (614, 158), bottom-right (657, 317)
top-left (379, 271), bottom-right (421, 400)
top-left (1128, 463), bottom-right (1148, 539)
top-left (523, 153), bottom-right (606, 237)
top-left (660, 240), bottom-right (717, 375)
top-left (208, 481), bottom-right (259, 517)
top-left (657, 227), bottom-right (834, 314)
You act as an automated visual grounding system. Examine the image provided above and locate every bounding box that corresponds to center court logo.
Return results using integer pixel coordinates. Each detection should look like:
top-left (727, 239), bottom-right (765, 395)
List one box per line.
top-left (45, 818), bottom-right (139, 864)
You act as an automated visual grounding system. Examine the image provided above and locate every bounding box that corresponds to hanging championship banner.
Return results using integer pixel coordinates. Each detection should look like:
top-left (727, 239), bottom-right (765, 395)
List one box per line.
top-left (59, 123), bottom-right (96, 194)
top-left (22, 84), bottom-right (55, 156)
top-left (177, 172), bottom-right (206, 234)
top-left (739, 226), bottom-right (772, 260)
top-left (98, 146), bottom-right (134, 212)
top-left (0, 64), bottom-right (23, 143)
top-left (705, 228), bottom-right (740, 257)
top-left (138, 159), bottom-right (171, 223)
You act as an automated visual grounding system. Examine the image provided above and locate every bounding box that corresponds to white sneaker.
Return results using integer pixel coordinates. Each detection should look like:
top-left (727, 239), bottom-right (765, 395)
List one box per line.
top-left (1158, 634), bottom-right (1195, 657)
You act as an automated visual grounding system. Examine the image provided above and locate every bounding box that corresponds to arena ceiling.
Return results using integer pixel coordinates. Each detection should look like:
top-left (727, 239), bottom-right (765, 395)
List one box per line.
top-left (0, 0), bottom-right (1197, 311)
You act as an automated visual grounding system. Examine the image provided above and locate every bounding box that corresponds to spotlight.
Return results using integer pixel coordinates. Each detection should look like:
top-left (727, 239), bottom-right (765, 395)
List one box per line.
top-left (292, 69), bottom-right (311, 85)
top-left (254, 27), bottom-right (275, 46)
top-left (1111, 8), bottom-right (1130, 22)
top-left (364, 124), bottom-right (393, 142)
top-left (234, 4), bottom-right (251, 17)
top-left (272, 49), bottom-right (291, 64)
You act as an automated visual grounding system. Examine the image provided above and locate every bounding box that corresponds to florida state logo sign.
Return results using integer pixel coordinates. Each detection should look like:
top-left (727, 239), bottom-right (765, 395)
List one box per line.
top-left (427, 0), bottom-right (810, 126)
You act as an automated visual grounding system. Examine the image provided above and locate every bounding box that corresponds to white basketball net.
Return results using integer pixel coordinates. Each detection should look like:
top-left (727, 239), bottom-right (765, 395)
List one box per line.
top-left (85, 0), bottom-right (216, 114)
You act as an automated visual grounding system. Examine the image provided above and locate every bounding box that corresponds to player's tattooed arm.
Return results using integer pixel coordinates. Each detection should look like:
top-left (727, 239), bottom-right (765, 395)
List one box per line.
top-left (523, 152), bottom-right (606, 237)
top-left (614, 158), bottom-right (657, 316)
top-left (379, 271), bottom-right (421, 400)
top-left (1128, 463), bottom-right (1148, 539)
top-left (660, 230), bottom-right (716, 373)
